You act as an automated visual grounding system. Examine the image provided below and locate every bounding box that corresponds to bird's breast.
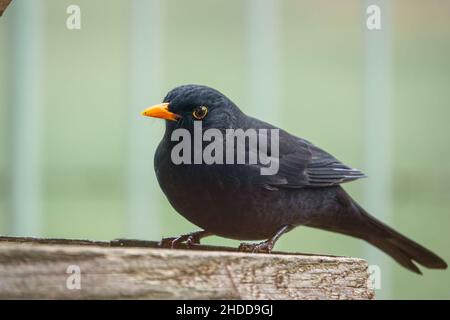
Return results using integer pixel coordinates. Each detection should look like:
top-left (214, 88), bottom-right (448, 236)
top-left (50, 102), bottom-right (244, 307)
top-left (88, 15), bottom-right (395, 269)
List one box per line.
top-left (154, 153), bottom-right (309, 240)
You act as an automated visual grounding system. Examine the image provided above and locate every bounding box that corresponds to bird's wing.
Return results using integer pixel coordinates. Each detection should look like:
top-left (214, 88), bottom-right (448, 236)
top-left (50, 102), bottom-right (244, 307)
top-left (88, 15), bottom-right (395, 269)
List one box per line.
top-left (241, 122), bottom-right (366, 188)
top-left (275, 142), bottom-right (367, 187)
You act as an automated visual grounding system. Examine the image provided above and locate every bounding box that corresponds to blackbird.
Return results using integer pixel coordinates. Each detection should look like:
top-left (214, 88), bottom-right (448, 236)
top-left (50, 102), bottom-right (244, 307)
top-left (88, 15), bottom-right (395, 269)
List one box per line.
top-left (141, 84), bottom-right (447, 274)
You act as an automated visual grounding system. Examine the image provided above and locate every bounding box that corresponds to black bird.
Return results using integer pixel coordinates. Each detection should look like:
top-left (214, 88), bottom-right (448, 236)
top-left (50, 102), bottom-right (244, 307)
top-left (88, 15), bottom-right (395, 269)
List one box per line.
top-left (141, 84), bottom-right (447, 274)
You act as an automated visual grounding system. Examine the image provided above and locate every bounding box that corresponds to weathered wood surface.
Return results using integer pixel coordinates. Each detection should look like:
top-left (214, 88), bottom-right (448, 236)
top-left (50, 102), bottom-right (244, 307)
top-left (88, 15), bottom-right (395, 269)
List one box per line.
top-left (0, 236), bottom-right (374, 300)
top-left (0, 0), bottom-right (12, 16)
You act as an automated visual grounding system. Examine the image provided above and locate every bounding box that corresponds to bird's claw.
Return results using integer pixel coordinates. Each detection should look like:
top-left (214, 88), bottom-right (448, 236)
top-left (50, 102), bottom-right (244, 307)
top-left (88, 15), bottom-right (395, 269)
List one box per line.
top-left (159, 234), bottom-right (201, 249)
top-left (159, 236), bottom-right (182, 248)
top-left (238, 241), bottom-right (274, 253)
top-left (185, 234), bottom-right (201, 246)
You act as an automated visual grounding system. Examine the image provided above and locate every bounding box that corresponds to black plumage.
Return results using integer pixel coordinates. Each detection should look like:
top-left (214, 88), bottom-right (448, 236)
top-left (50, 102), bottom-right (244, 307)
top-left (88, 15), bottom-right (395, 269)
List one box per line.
top-left (143, 84), bottom-right (447, 274)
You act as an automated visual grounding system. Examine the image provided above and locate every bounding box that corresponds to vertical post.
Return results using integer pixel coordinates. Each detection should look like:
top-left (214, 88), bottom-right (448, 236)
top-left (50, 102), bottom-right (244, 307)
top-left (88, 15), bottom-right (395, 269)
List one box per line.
top-left (127, 0), bottom-right (164, 239)
top-left (246, 0), bottom-right (281, 125)
top-left (362, 0), bottom-right (393, 298)
top-left (8, 0), bottom-right (44, 236)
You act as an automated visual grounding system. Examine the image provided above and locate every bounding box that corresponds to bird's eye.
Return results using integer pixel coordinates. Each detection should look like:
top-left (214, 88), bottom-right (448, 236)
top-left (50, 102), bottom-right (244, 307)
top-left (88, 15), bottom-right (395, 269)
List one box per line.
top-left (192, 106), bottom-right (208, 120)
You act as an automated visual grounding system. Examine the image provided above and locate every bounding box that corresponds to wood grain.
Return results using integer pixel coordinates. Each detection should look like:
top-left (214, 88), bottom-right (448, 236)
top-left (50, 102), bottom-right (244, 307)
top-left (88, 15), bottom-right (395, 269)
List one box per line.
top-left (0, 236), bottom-right (374, 299)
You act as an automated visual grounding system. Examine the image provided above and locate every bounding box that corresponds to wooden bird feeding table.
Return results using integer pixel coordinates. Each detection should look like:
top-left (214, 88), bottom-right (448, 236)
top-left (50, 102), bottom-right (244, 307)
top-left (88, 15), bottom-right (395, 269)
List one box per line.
top-left (0, 236), bottom-right (374, 299)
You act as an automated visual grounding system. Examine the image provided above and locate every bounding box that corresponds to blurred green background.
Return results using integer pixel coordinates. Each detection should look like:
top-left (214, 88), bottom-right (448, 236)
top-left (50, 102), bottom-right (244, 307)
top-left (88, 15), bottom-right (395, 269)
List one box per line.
top-left (0, 0), bottom-right (449, 299)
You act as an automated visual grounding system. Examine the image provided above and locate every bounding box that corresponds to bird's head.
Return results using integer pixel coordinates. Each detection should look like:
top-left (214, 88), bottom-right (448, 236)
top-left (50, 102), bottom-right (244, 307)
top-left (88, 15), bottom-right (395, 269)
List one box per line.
top-left (141, 84), bottom-right (242, 131)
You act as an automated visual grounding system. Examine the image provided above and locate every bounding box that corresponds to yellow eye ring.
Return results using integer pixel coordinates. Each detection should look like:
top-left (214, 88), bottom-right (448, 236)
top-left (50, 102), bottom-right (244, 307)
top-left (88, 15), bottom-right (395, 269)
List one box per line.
top-left (192, 106), bottom-right (208, 120)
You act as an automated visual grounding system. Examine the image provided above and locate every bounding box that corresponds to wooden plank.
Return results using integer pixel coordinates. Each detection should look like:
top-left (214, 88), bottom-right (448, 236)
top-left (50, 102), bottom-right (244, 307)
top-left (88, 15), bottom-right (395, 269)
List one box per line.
top-left (0, 236), bottom-right (374, 299)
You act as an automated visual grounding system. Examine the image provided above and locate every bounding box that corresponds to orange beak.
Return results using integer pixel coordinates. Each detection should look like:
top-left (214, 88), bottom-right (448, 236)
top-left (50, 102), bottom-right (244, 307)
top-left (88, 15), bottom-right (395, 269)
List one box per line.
top-left (141, 103), bottom-right (179, 121)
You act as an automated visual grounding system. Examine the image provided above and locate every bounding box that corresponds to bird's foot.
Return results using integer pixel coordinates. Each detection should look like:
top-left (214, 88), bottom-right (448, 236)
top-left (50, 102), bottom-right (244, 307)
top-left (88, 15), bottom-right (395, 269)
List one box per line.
top-left (159, 234), bottom-right (198, 249)
top-left (159, 230), bottom-right (210, 249)
top-left (185, 236), bottom-right (198, 247)
top-left (238, 240), bottom-right (274, 253)
top-left (238, 225), bottom-right (294, 254)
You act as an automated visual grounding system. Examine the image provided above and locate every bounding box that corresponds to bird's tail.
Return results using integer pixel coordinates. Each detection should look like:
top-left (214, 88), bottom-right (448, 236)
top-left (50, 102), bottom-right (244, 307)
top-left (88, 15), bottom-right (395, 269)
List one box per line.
top-left (352, 202), bottom-right (447, 274)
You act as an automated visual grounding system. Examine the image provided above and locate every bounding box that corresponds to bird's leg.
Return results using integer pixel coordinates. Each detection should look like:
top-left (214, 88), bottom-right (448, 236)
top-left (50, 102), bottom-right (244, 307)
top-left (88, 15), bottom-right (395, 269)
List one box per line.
top-left (159, 230), bottom-right (212, 249)
top-left (238, 225), bottom-right (294, 253)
